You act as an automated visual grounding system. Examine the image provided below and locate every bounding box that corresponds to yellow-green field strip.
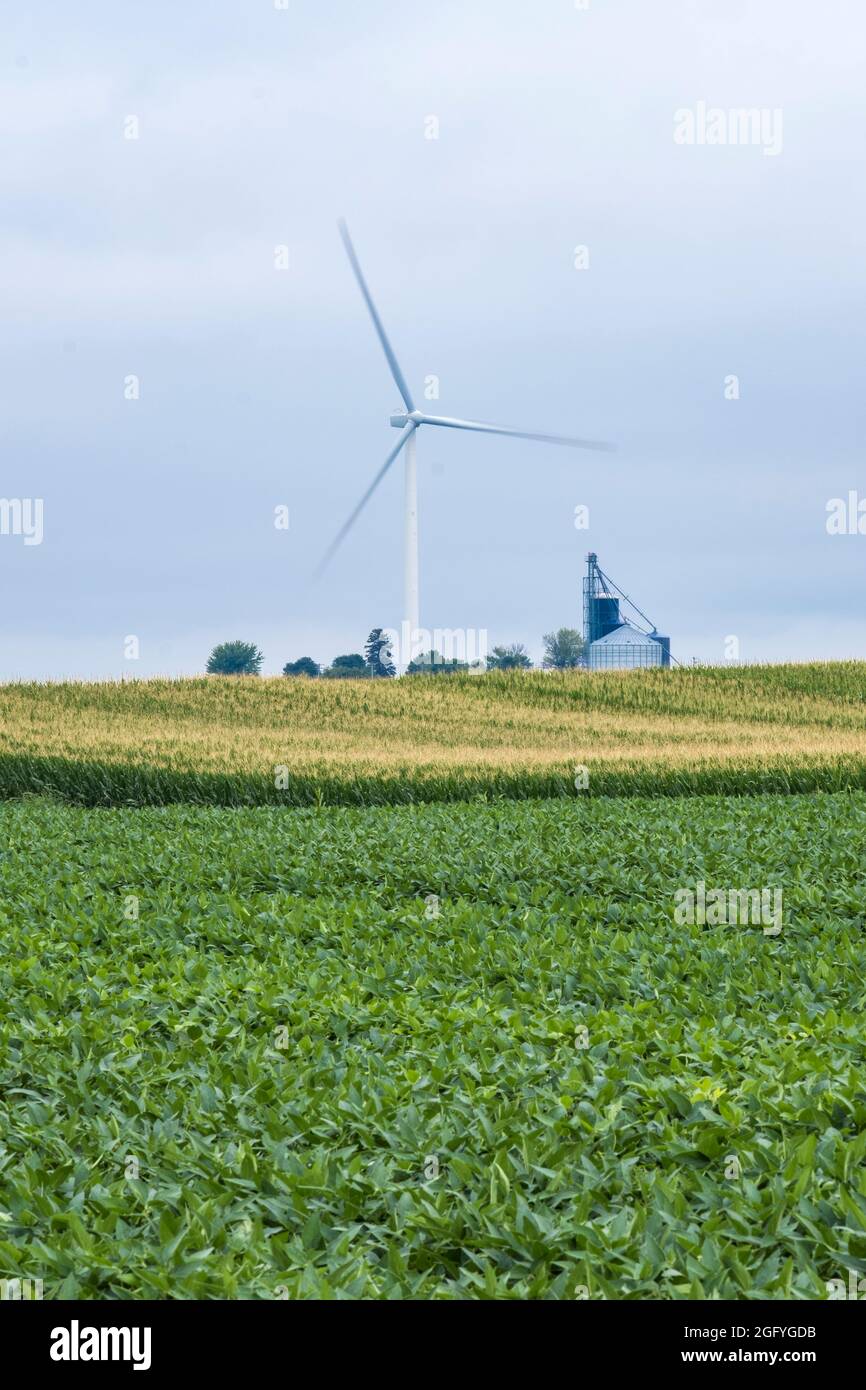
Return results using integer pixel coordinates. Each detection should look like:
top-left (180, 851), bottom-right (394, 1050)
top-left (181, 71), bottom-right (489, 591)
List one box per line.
top-left (1, 664), bottom-right (865, 806)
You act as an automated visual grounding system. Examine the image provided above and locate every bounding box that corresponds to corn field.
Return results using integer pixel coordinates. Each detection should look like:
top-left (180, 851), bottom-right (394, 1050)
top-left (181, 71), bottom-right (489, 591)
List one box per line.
top-left (1, 663), bottom-right (865, 805)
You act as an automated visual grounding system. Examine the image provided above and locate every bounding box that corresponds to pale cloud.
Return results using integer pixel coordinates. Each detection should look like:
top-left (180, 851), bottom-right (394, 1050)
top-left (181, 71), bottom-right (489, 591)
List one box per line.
top-left (2, 0), bottom-right (865, 676)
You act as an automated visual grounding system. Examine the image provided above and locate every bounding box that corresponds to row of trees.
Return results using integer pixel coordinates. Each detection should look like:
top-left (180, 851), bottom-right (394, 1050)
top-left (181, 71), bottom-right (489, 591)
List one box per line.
top-left (286, 630), bottom-right (397, 678)
top-left (206, 629), bottom-right (585, 676)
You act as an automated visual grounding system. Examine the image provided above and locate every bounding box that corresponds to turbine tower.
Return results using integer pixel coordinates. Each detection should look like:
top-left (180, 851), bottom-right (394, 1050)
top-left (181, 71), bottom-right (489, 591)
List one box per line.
top-left (318, 219), bottom-right (614, 669)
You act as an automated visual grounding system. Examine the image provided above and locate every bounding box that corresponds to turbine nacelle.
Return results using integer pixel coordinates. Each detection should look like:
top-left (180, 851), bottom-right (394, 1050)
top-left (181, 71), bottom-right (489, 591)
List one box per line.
top-left (392, 409), bottom-right (431, 429)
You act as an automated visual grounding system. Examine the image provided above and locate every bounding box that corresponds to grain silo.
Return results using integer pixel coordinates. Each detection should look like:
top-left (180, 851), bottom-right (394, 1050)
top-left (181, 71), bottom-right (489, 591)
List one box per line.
top-left (583, 553), bottom-right (621, 644)
top-left (582, 553), bottom-right (672, 669)
top-left (589, 623), bottom-right (665, 669)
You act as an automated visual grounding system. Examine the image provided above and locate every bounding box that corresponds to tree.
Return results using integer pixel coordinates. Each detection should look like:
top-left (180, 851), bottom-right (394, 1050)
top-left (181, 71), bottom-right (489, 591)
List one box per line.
top-left (206, 640), bottom-right (264, 676)
top-left (322, 653), bottom-right (369, 679)
top-left (364, 628), bottom-right (396, 678)
top-left (542, 627), bottom-right (585, 669)
top-left (487, 643), bottom-right (532, 671)
top-left (282, 656), bottom-right (320, 677)
top-left (406, 649), bottom-right (468, 676)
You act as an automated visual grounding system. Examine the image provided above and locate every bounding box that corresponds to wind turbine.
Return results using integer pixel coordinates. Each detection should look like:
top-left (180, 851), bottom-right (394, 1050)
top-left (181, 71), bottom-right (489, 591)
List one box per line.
top-left (318, 219), bottom-right (614, 669)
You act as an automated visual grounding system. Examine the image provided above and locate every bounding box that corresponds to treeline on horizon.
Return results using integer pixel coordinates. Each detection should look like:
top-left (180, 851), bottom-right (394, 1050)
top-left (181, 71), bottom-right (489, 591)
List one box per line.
top-left (206, 628), bottom-right (587, 678)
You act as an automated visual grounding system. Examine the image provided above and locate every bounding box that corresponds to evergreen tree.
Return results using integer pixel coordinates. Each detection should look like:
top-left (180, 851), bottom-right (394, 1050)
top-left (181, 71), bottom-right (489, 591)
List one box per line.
top-left (364, 629), bottom-right (396, 677)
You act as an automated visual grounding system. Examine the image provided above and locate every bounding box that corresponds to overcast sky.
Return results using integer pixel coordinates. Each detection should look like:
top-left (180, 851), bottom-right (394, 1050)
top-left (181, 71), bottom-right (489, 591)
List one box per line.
top-left (2, 0), bottom-right (865, 677)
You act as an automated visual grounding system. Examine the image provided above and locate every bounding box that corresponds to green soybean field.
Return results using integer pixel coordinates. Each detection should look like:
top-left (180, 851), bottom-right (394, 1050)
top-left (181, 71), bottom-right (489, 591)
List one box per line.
top-left (2, 790), bottom-right (865, 1299)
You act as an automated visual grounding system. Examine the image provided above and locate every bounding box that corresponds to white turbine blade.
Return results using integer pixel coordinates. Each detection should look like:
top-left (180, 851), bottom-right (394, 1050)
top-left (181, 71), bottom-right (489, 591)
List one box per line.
top-left (338, 219), bottom-right (415, 413)
top-left (416, 412), bottom-right (614, 453)
top-left (315, 423), bottom-right (417, 577)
